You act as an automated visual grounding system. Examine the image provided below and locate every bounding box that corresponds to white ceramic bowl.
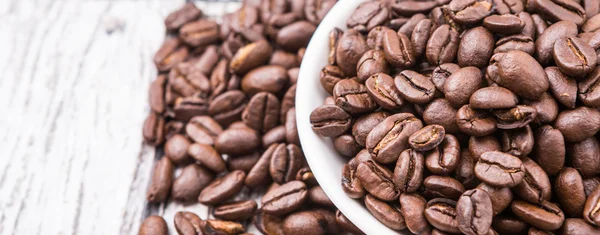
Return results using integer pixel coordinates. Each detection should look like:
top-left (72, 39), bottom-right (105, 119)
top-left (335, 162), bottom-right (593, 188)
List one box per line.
top-left (296, 1), bottom-right (403, 234)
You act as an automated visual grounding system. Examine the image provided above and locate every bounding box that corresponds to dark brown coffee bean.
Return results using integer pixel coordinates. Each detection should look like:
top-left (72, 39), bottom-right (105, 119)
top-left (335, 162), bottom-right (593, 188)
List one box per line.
top-left (227, 152), bottom-right (260, 173)
top-left (475, 151), bottom-right (525, 187)
top-left (525, 0), bottom-right (586, 26)
top-left (492, 214), bottom-right (529, 235)
top-left (262, 125), bottom-right (286, 149)
top-left (560, 218), bottom-right (600, 235)
top-left (583, 177), bottom-right (600, 196)
top-left (154, 37), bottom-right (189, 72)
top-left (394, 70), bottom-right (436, 104)
top-left (457, 189), bottom-right (493, 235)
top-left (245, 144), bottom-right (277, 188)
top-left (409, 125), bottom-right (446, 151)
top-left (341, 162), bottom-right (366, 198)
top-left (282, 210), bottom-right (329, 235)
top-left (366, 26), bottom-right (390, 50)
top-left (411, 19), bottom-right (436, 58)
top-left (172, 96), bottom-right (210, 122)
top-left (334, 79), bottom-right (378, 114)
top-left (365, 73), bottom-right (404, 111)
top-left (146, 157), bottom-right (174, 203)
top-left (198, 170), bottom-right (245, 205)
top-left (531, 14), bottom-right (548, 36)
top-left (310, 104), bottom-right (352, 137)
top-left (357, 50), bottom-right (390, 83)
top-left (568, 137), bottom-right (600, 177)
top-left (426, 24), bottom-right (460, 65)
top-left (455, 149), bottom-right (480, 189)
top-left (493, 105), bottom-right (537, 129)
top-left (457, 27), bottom-right (494, 68)
top-left (333, 135), bottom-right (361, 158)
top-left (320, 65), bottom-right (345, 95)
top-left (174, 211), bottom-right (203, 235)
top-left (284, 108), bottom-right (300, 146)
top-left (477, 183), bottom-right (513, 215)
top-left (494, 35), bottom-right (535, 55)
top-left (512, 157), bottom-right (551, 204)
top-left (522, 92), bottom-right (559, 125)
top-left (425, 198), bottom-right (461, 234)
top-left (276, 21), bottom-right (316, 52)
top-left (280, 84), bottom-right (295, 123)
top-left (444, 66), bottom-right (483, 107)
top-left (553, 36), bottom-right (597, 77)
top-left (554, 107), bottom-right (600, 142)
top-left (307, 186), bottom-right (334, 207)
top-left (483, 14), bottom-right (524, 35)
top-left (364, 194), bottom-right (407, 230)
top-left (423, 99), bottom-right (460, 134)
top-left (352, 112), bottom-right (388, 147)
top-left (172, 164), bottom-right (214, 202)
top-left (180, 19), bottom-right (219, 47)
top-left (213, 200), bottom-right (257, 221)
top-left (500, 125), bottom-right (534, 157)
top-left (487, 51), bottom-right (549, 100)
top-left (431, 63), bottom-right (460, 92)
top-left (254, 210), bottom-right (284, 235)
top-left (394, 149), bottom-right (425, 193)
top-left (518, 12), bottom-right (535, 39)
top-left (149, 74), bottom-right (167, 114)
top-left (511, 200), bottom-right (565, 231)
top-left (185, 116), bottom-right (222, 146)
top-left (400, 193), bottom-right (431, 234)
top-left (270, 143), bottom-right (303, 184)
top-left (578, 66), bottom-right (600, 107)
top-left (208, 90), bottom-right (247, 126)
top-left (356, 160), bottom-right (399, 201)
top-left (165, 134), bottom-right (192, 165)
top-left (446, 0), bottom-right (494, 25)
top-left (532, 125), bottom-right (565, 176)
top-left (139, 215), bottom-right (168, 235)
top-left (241, 65), bottom-right (289, 96)
top-left (535, 21), bottom-right (578, 66)
top-left (545, 66), bottom-right (577, 108)
top-left (199, 220), bottom-right (244, 235)
top-left (383, 30), bottom-right (416, 69)
top-left (470, 87), bottom-right (518, 109)
top-left (493, 0), bottom-right (524, 14)
top-left (215, 126), bottom-right (260, 155)
top-left (347, 1), bottom-right (389, 33)
top-left (242, 92), bottom-right (280, 133)
top-left (188, 143), bottom-right (226, 173)
top-left (143, 112), bottom-right (165, 146)
top-left (584, 186), bottom-right (600, 226)
top-left (262, 180), bottom-right (308, 216)
top-left (584, 14), bottom-right (600, 32)
top-left (399, 14), bottom-right (427, 38)
top-left (366, 113), bottom-right (423, 163)
top-left (555, 167), bottom-right (586, 217)
top-left (336, 29), bottom-right (369, 76)
top-left (335, 210), bottom-right (364, 235)
top-left (425, 134), bottom-right (461, 174)
top-left (422, 175), bottom-right (466, 200)
top-left (392, 0), bottom-right (440, 16)
top-left (210, 59), bottom-right (231, 99)
top-left (165, 3), bottom-right (202, 31)
top-left (456, 105), bottom-right (497, 137)
top-left (229, 39), bottom-right (272, 75)
top-left (270, 50), bottom-right (299, 69)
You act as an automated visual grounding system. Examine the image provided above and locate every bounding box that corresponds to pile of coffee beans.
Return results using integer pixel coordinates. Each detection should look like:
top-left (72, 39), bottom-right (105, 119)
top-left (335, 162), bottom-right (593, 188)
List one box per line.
top-left (310, 0), bottom-right (600, 234)
top-left (139, 1), bottom-right (364, 235)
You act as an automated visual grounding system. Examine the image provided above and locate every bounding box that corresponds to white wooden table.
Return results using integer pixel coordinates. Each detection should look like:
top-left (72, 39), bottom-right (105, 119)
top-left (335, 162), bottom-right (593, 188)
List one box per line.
top-left (0, 1), bottom-right (246, 234)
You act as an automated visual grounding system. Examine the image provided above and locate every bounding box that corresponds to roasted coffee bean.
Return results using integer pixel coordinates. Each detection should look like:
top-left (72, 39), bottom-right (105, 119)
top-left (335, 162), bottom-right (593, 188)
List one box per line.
top-left (288, 67), bottom-right (299, 85)
top-left (168, 62), bottom-right (211, 98)
top-left (578, 66), bottom-right (600, 107)
top-left (584, 14), bottom-right (600, 32)
top-left (446, 0), bottom-right (494, 25)
top-left (245, 144), bottom-right (277, 188)
top-left (394, 149), bottom-right (425, 193)
top-left (431, 63), bottom-right (460, 92)
top-left (583, 177), bottom-right (600, 196)
top-left (214, 125), bottom-right (259, 155)
top-left (307, 186), bottom-right (334, 207)
top-left (409, 125), bottom-right (446, 152)
top-left (423, 99), bottom-right (460, 134)
top-left (180, 19), bottom-right (219, 47)
top-left (483, 14), bottom-right (524, 35)
top-left (261, 180), bottom-right (308, 216)
top-left (334, 79), bottom-right (378, 114)
top-left (487, 50), bottom-right (549, 100)
top-left (164, 134), bottom-right (192, 165)
top-left (188, 143), bottom-right (226, 173)
top-left (281, 210), bottom-right (329, 235)
top-left (426, 24), bottom-right (460, 65)
top-left (254, 210), bottom-right (284, 235)
top-left (242, 92), bottom-right (280, 133)
top-left (270, 143), bottom-right (303, 184)
top-left (210, 59), bottom-right (231, 99)
top-left (336, 29), bottom-right (369, 76)
top-left (493, 105), bottom-right (537, 129)
top-left (139, 215), bottom-right (168, 235)
top-left (366, 26), bottom-right (390, 50)
top-left (422, 175), bottom-right (466, 200)
top-left (584, 186), bottom-right (600, 226)
top-left (560, 218), bottom-right (600, 235)
top-left (227, 152), bottom-right (261, 173)
top-left (146, 157), bottom-right (174, 203)
top-left (335, 210), bottom-right (364, 235)
top-left (174, 211), bottom-right (203, 235)
top-left (525, 0), bottom-right (586, 26)
top-left (400, 193), bottom-right (431, 234)
top-left (411, 19), bottom-right (436, 58)
top-left (198, 170), bottom-right (245, 205)
top-left (468, 135), bottom-right (500, 162)
top-left (366, 113), bottom-right (423, 163)
top-left (164, 120), bottom-right (185, 140)
top-left (567, 137), bottom-right (600, 177)
top-left (535, 21), bottom-right (578, 66)
top-left (494, 35), bottom-right (535, 55)
top-left (546, 66), bottom-right (577, 108)
top-left (241, 65), bottom-right (289, 96)
top-left (500, 125), bottom-right (533, 157)
top-left (320, 65), bottom-right (345, 95)
top-left (199, 220), bottom-right (244, 235)
top-left (213, 200), bottom-right (257, 221)
top-left (425, 134), bottom-right (461, 174)
top-left (382, 30), bottom-right (416, 69)
top-left (356, 160), bottom-right (399, 201)
top-left (511, 200), bottom-right (565, 231)
top-left (143, 112), bottom-right (165, 146)
top-left (310, 104), bottom-right (352, 137)
top-left (262, 125), bottom-right (286, 148)
top-left (173, 96), bottom-right (210, 122)
top-left (554, 107), bottom-right (600, 142)
top-left (425, 198), bottom-right (461, 234)
top-left (532, 14), bottom-right (548, 36)
top-left (456, 105), bottom-right (497, 137)
top-left (284, 107), bottom-right (300, 142)
top-left (455, 149), bottom-right (480, 189)
top-left (457, 27), bottom-right (494, 68)
top-left (365, 73), bottom-right (403, 111)
top-left (208, 90), bottom-right (247, 126)
top-left (553, 36), bottom-right (597, 77)
top-left (149, 74), bottom-right (167, 114)
top-left (477, 183), bottom-right (513, 215)
top-left (493, 0), bottom-right (524, 14)
top-left (276, 21), bottom-right (316, 52)
top-left (532, 125), bottom-right (565, 176)
top-left (444, 66), bottom-right (483, 107)
top-left (229, 40), bottom-right (272, 75)
top-left (352, 112), bottom-right (389, 146)
top-left (555, 167), bottom-right (586, 217)
top-left (470, 87), bottom-right (518, 109)
top-left (172, 164), bottom-right (214, 202)
top-left (341, 161), bottom-right (366, 198)
top-left (295, 167), bottom-right (318, 188)
top-left (185, 116), bottom-right (222, 145)
top-left (399, 14), bottom-right (428, 38)
top-left (333, 135), bottom-right (361, 157)
top-left (512, 157), bottom-right (551, 204)
top-left (518, 12), bottom-right (536, 39)
top-left (328, 28), bottom-right (343, 65)
top-left (154, 37), bottom-right (189, 72)
top-left (269, 50), bottom-right (299, 70)
top-left (347, 1), bottom-right (389, 33)
top-left (305, 0), bottom-right (335, 24)
top-left (457, 189), bottom-right (493, 235)
top-left (394, 70), bottom-right (436, 104)
top-left (392, 0), bottom-right (440, 16)
top-left (364, 194), bottom-right (407, 230)
top-left (357, 50), bottom-right (389, 83)
top-left (475, 151), bottom-right (525, 187)
top-left (492, 214), bottom-right (529, 235)
top-left (522, 92), bottom-right (558, 124)
top-left (165, 3), bottom-right (202, 31)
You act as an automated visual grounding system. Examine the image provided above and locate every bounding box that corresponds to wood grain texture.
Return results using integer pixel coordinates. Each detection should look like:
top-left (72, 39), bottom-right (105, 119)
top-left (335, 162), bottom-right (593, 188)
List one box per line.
top-left (0, 0), bottom-right (246, 234)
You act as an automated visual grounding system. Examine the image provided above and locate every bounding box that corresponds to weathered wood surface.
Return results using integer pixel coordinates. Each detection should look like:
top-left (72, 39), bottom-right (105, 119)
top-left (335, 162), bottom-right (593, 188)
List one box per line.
top-left (0, 1), bottom-right (245, 234)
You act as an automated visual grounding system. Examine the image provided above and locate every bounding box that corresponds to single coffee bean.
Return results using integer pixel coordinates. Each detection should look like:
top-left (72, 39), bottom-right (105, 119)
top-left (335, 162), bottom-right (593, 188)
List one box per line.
top-left (245, 144), bottom-right (277, 188)
top-left (336, 29), bottom-right (369, 76)
top-left (455, 149), bottom-right (480, 189)
top-left (447, 0), bottom-right (494, 25)
top-left (328, 28), bottom-right (343, 65)
top-left (366, 26), bottom-right (390, 50)
top-left (241, 65), bottom-right (289, 96)
top-left (546, 67), bottom-right (577, 109)
top-left (305, 0), bottom-right (336, 25)
top-left (241, 92), bottom-right (280, 133)
top-left (554, 107), bottom-right (600, 142)
top-left (399, 14), bottom-right (428, 38)
top-left (310, 104), bottom-right (352, 137)
top-left (555, 167), bottom-right (586, 217)
top-left (483, 14), bottom-right (524, 35)
top-left (560, 218), bottom-right (600, 235)
top-left (357, 50), bottom-right (390, 83)
top-left (528, 227), bottom-right (551, 235)
top-left (179, 19), bottom-right (219, 47)
top-left (165, 3), bottom-right (202, 31)
top-left (281, 210), bottom-right (329, 235)
top-left (392, 0), bottom-right (440, 16)
top-left (346, 1), bottom-right (389, 33)
top-left (424, 198), bottom-right (461, 234)
top-left (164, 120), bottom-right (185, 140)
top-left (409, 125), bottom-right (446, 151)
top-left (422, 175), bottom-right (466, 200)
top-left (139, 215), bottom-right (168, 235)
top-left (188, 143), bottom-right (226, 173)
top-left (193, 45), bottom-right (219, 76)
top-left (199, 220), bottom-right (244, 235)
top-left (172, 164), bottom-right (214, 202)
top-left (493, 105), bottom-right (537, 129)
top-left (584, 186), bottom-right (600, 226)
top-left (400, 193), bottom-right (431, 234)
top-left (394, 70), bottom-right (436, 104)
top-left (512, 157), bottom-right (551, 204)
top-left (364, 194), bottom-right (407, 230)
top-left (214, 126), bottom-right (260, 155)
top-left (511, 200), bottom-right (565, 231)
top-left (341, 161), bottom-right (366, 198)
top-left (280, 84), bottom-right (296, 123)
top-left (535, 21), bottom-right (578, 66)
top-left (493, 0), bottom-right (524, 14)
top-left (185, 116), bottom-right (222, 145)
top-left (227, 152), bottom-right (260, 172)
top-left (174, 211), bottom-right (203, 235)
top-left (276, 21), bottom-right (316, 52)
top-left (456, 105), bottom-right (497, 137)
top-left (335, 210), bottom-right (364, 235)
top-left (394, 149), bottom-right (425, 193)
top-left (334, 79), bottom-right (378, 114)
top-left (431, 63), bottom-right (460, 92)
top-left (208, 90), bottom-right (247, 126)
top-left (229, 40), bottom-right (272, 75)
top-left (493, 35), bottom-right (535, 55)
top-left (457, 189), bottom-right (493, 235)
top-left (262, 125), bottom-right (286, 148)
top-left (423, 99), bottom-right (460, 134)
top-left (213, 200), bottom-right (257, 221)
top-left (477, 183), bottom-right (513, 215)
top-left (532, 14), bottom-right (548, 36)
top-left (470, 87), bottom-right (518, 109)
top-left (149, 74), bottom-right (167, 114)
top-left (522, 92), bottom-right (558, 124)
top-left (412, 20), bottom-right (437, 60)
top-left (426, 24), bottom-right (460, 65)
top-left (254, 211), bottom-right (284, 235)
top-left (164, 134), bottom-right (192, 165)
top-left (269, 50), bottom-right (299, 69)
top-left (365, 73), bottom-right (404, 111)
top-left (209, 59), bottom-right (231, 99)
top-left (457, 27), bottom-right (494, 68)
top-left (284, 109), bottom-right (300, 144)
top-left (444, 66), bottom-right (483, 108)
top-left (475, 151), bottom-right (525, 187)
top-left (261, 180), bottom-right (308, 216)
top-left (352, 112), bottom-right (389, 146)
top-left (356, 160), bottom-right (400, 201)
top-left (198, 170), bottom-right (246, 205)
top-left (518, 12), bottom-right (536, 39)
top-left (532, 125), bottom-right (565, 176)
top-left (568, 137), bottom-right (600, 177)
top-left (143, 112), bottom-right (165, 146)
top-left (583, 177), bottom-right (600, 196)
top-left (578, 66), bottom-right (600, 107)
top-left (425, 134), bottom-right (461, 174)
top-left (270, 143), bottom-right (303, 184)
top-left (366, 113), bottom-right (423, 163)
top-left (500, 125), bottom-right (534, 157)
top-left (172, 96), bottom-right (210, 122)
top-left (319, 65), bottom-right (345, 95)
top-left (307, 186), bottom-right (334, 207)
top-left (154, 37), bottom-right (189, 72)
top-left (553, 36), bottom-right (597, 77)
top-left (525, 0), bottom-right (586, 26)
top-left (333, 135), bottom-right (361, 157)
top-left (382, 30), bottom-right (416, 69)
top-left (487, 50), bottom-right (549, 100)
top-left (146, 157), bottom-right (174, 203)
